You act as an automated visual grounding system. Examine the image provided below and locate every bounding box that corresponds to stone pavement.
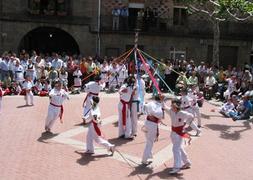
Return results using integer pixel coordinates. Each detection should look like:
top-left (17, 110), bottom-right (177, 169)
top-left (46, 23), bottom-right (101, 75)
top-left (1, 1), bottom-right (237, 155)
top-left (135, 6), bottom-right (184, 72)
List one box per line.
top-left (0, 93), bottom-right (253, 180)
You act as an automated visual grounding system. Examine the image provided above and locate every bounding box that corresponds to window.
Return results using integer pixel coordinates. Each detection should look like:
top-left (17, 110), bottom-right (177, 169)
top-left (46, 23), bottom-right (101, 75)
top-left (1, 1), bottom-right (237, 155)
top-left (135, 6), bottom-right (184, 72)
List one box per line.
top-left (28, 0), bottom-right (69, 16)
top-left (173, 7), bottom-right (187, 25)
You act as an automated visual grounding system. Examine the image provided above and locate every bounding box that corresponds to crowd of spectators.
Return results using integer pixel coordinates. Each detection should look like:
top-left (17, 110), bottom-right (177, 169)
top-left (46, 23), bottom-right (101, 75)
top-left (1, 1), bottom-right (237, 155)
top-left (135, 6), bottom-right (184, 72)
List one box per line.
top-left (0, 50), bottom-right (253, 120)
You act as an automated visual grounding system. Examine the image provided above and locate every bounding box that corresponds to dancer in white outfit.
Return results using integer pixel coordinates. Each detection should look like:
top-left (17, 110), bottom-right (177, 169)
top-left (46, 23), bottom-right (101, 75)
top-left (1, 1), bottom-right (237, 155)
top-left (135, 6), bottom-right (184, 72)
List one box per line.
top-left (45, 80), bottom-right (69, 132)
top-left (85, 96), bottom-right (115, 155)
top-left (163, 98), bottom-right (193, 174)
top-left (22, 76), bottom-right (34, 106)
top-left (141, 95), bottom-right (164, 165)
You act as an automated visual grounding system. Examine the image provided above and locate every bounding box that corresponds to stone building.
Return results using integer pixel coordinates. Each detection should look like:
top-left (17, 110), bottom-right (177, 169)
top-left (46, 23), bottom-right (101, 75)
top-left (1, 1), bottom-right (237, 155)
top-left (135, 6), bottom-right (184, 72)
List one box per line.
top-left (0, 0), bottom-right (253, 67)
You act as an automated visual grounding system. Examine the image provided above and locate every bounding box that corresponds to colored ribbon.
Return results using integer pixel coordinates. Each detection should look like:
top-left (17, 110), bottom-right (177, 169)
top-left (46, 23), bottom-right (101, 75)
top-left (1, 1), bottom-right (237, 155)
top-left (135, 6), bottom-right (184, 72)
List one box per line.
top-left (92, 121), bottom-right (102, 136)
top-left (137, 50), bottom-right (161, 94)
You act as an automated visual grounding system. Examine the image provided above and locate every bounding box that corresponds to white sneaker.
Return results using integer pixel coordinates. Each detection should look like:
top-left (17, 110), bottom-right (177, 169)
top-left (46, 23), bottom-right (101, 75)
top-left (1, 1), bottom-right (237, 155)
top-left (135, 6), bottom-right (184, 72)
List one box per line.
top-left (169, 168), bottom-right (181, 174)
top-left (196, 129), bottom-right (201, 136)
top-left (181, 162), bottom-right (191, 169)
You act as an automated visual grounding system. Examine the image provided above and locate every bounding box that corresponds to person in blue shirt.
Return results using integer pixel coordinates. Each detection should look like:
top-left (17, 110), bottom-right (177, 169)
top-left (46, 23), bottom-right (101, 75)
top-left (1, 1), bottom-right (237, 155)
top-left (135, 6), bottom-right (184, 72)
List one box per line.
top-left (231, 94), bottom-right (252, 121)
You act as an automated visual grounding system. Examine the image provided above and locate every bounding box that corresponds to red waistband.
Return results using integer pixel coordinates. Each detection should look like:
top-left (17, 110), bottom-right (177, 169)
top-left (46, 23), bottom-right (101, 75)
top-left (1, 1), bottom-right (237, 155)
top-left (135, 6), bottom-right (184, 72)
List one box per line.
top-left (89, 92), bottom-right (98, 96)
top-left (147, 115), bottom-right (160, 124)
top-left (172, 125), bottom-right (189, 138)
top-left (50, 102), bottom-right (62, 107)
top-left (120, 99), bottom-right (130, 104)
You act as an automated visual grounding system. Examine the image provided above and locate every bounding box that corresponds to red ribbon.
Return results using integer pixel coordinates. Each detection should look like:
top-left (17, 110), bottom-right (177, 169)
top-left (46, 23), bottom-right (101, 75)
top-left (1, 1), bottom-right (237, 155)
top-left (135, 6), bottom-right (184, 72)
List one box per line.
top-left (137, 50), bottom-right (161, 94)
top-left (120, 99), bottom-right (129, 127)
top-left (172, 125), bottom-right (190, 138)
top-left (50, 103), bottom-right (64, 120)
top-left (92, 121), bottom-right (102, 136)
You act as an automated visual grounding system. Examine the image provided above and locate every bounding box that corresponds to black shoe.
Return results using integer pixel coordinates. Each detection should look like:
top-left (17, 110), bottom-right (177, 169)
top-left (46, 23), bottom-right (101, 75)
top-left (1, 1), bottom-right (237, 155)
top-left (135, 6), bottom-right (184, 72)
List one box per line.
top-left (118, 135), bottom-right (125, 139)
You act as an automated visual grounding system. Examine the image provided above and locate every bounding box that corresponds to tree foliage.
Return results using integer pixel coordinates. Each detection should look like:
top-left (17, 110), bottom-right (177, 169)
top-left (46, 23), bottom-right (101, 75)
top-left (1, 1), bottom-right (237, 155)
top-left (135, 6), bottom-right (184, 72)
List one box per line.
top-left (180, 0), bottom-right (253, 21)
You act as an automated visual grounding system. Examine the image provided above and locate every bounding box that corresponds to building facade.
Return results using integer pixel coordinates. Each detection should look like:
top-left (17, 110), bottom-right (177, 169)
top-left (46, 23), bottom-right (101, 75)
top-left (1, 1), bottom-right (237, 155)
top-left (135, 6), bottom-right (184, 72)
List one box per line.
top-left (0, 0), bottom-right (253, 67)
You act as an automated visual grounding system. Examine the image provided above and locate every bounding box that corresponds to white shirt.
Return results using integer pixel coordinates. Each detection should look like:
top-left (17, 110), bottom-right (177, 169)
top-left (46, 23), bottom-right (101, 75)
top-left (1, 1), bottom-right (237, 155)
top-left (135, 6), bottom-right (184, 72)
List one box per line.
top-left (144, 101), bottom-right (164, 119)
top-left (52, 59), bottom-right (64, 71)
top-left (163, 106), bottom-right (194, 127)
top-left (49, 88), bottom-right (69, 106)
top-left (22, 81), bottom-right (33, 90)
top-left (181, 95), bottom-right (192, 108)
top-left (119, 84), bottom-right (133, 102)
top-left (13, 65), bottom-right (24, 82)
top-left (85, 81), bottom-right (102, 94)
top-left (205, 76), bottom-right (216, 86)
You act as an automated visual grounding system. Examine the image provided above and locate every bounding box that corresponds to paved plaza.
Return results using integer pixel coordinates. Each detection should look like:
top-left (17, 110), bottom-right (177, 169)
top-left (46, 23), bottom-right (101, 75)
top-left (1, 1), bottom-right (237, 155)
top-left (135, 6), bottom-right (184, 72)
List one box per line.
top-left (0, 93), bottom-right (253, 180)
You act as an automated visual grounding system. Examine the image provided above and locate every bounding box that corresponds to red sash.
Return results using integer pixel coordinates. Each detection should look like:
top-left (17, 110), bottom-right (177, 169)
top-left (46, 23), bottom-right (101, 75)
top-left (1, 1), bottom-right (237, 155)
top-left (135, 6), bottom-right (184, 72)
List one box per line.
top-left (147, 115), bottom-right (160, 139)
top-left (0, 90), bottom-right (2, 97)
top-left (82, 92), bottom-right (99, 107)
top-left (50, 102), bottom-right (64, 120)
top-left (121, 99), bottom-right (130, 127)
top-left (172, 125), bottom-right (190, 138)
top-left (92, 121), bottom-right (102, 136)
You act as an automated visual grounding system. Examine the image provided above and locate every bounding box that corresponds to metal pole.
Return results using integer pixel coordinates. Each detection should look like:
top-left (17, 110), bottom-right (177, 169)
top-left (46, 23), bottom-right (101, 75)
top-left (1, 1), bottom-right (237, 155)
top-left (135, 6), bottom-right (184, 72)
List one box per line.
top-left (97, 0), bottom-right (101, 56)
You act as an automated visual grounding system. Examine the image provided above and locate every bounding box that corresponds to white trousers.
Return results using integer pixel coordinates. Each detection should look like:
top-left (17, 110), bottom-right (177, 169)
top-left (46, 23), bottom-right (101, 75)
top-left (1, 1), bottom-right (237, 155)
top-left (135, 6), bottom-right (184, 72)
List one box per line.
top-left (192, 105), bottom-right (201, 126)
top-left (25, 91), bottom-right (34, 105)
top-left (45, 105), bottom-right (60, 130)
top-left (142, 120), bottom-right (157, 162)
top-left (131, 102), bottom-right (138, 136)
top-left (185, 108), bottom-right (200, 131)
top-left (86, 123), bottom-right (114, 152)
top-left (171, 132), bottom-right (191, 168)
top-left (118, 102), bottom-right (132, 138)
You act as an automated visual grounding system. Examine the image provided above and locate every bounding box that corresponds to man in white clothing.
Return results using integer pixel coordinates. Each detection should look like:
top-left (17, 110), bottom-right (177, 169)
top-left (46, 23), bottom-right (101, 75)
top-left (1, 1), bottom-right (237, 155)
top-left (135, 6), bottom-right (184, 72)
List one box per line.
top-left (83, 76), bottom-right (102, 124)
top-left (84, 96), bottom-right (115, 155)
top-left (118, 77), bottom-right (134, 139)
top-left (163, 98), bottom-right (193, 174)
top-left (45, 80), bottom-right (69, 132)
top-left (22, 76), bottom-right (34, 106)
top-left (180, 89), bottom-right (201, 135)
top-left (141, 95), bottom-right (164, 165)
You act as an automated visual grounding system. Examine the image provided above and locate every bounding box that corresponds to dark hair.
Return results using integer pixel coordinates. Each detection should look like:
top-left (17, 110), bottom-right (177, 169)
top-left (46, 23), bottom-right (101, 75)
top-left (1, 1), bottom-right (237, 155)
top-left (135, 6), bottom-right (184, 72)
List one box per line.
top-left (92, 96), bottom-right (100, 104)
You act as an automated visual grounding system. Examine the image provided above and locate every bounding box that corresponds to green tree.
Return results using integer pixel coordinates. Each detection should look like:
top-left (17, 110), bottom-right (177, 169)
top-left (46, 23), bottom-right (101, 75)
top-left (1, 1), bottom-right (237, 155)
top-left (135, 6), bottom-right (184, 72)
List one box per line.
top-left (181, 0), bottom-right (253, 66)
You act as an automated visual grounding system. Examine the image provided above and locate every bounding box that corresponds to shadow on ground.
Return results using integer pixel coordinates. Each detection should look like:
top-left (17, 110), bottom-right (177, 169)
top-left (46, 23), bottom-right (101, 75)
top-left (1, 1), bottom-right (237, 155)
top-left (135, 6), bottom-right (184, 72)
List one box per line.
top-left (205, 121), bottom-right (252, 141)
top-left (37, 132), bottom-right (59, 143)
top-left (75, 151), bottom-right (111, 166)
top-left (145, 167), bottom-right (185, 180)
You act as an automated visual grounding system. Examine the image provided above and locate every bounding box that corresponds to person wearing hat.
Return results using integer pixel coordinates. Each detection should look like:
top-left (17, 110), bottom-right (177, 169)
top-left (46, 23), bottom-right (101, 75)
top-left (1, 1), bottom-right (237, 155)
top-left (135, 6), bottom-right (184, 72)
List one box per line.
top-left (83, 75), bottom-right (102, 125)
top-left (141, 94), bottom-right (164, 165)
top-left (45, 80), bottom-right (69, 132)
top-left (85, 96), bottom-right (115, 155)
top-left (118, 77), bottom-right (135, 139)
top-left (180, 88), bottom-right (201, 135)
top-left (163, 98), bottom-right (195, 174)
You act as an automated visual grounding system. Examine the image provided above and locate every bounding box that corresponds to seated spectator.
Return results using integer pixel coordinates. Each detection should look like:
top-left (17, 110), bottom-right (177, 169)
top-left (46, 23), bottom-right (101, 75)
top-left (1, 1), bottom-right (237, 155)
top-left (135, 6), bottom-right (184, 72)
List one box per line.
top-left (219, 98), bottom-right (235, 117)
top-left (230, 94), bottom-right (252, 121)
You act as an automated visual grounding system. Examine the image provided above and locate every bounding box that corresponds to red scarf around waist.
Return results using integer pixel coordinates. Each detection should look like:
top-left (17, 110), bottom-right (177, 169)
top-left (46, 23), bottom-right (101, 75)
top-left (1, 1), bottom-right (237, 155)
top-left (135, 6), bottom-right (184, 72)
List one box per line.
top-left (92, 121), bottom-right (102, 136)
top-left (172, 125), bottom-right (190, 138)
top-left (50, 102), bottom-right (64, 120)
top-left (147, 115), bottom-right (160, 140)
top-left (83, 92), bottom-right (99, 107)
top-left (120, 99), bottom-right (130, 127)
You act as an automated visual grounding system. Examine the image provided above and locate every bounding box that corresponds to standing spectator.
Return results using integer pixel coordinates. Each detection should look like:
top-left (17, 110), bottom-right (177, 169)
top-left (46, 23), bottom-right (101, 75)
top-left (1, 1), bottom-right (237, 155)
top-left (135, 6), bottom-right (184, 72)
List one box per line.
top-left (112, 7), bottom-right (121, 30)
top-left (13, 60), bottom-right (24, 84)
top-left (0, 53), bottom-right (10, 84)
top-left (120, 6), bottom-right (129, 30)
top-left (137, 9), bottom-right (144, 30)
top-left (52, 53), bottom-right (64, 71)
top-left (66, 56), bottom-right (75, 89)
